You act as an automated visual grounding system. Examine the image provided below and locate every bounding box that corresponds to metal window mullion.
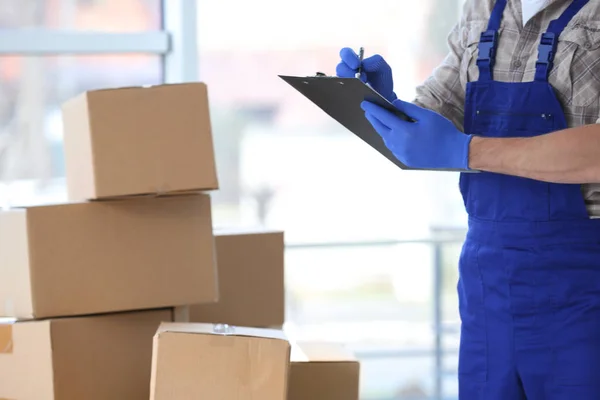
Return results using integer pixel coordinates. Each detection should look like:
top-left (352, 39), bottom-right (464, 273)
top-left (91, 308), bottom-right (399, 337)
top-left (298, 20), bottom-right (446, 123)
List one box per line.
top-left (0, 30), bottom-right (170, 55)
top-left (161, 0), bottom-right (198, 83)
top-left (432, 242), bottom-right (444, 400)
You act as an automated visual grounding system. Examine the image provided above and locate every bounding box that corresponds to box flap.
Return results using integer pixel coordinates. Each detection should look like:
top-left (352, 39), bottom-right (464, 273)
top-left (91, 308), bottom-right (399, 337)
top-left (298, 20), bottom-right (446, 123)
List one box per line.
top-left (3, 201), bottom-right (86, 210)
top-left (293, 342), bottom-right (357, 362)
top-left (290, 342), bottom-right (309, 362)
top-left (156, 322), bottom-right (287, 341)
top-left (213, 227), bottom-right (284, 236)
top-left (88, 82), bottom-right (205, 93)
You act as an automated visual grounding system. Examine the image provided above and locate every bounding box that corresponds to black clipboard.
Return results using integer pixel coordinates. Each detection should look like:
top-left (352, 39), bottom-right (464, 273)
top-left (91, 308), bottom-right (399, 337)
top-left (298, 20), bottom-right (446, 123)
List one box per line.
top-left (279, 74), bottom-right (472, 172)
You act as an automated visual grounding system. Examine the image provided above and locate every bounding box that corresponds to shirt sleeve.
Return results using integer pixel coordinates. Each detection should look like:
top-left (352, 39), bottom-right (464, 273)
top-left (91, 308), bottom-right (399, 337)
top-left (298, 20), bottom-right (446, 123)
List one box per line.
top-left (413, 11), bottom-right (468, 131)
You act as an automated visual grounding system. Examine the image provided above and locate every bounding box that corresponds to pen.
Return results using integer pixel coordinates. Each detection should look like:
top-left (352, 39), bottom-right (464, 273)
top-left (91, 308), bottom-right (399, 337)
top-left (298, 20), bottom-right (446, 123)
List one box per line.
top-left (355, 47), bottom-right (364, 79)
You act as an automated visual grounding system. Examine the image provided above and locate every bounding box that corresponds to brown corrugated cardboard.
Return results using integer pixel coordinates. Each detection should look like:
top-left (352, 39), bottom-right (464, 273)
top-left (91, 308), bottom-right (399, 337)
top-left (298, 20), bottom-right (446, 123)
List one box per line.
top-left (0, 308), bottom-right (173, 400)
top-left (288, 342), bottom-right (361, 400)
top-left (189, 229), bottom-right (285, 327)
top-left (172, 306), bottom-right (191, 322)
top-left (0, 194), bottom-right (218, 319)
top-left (62, 82), bottom-right (218, 201)
top-left (150, 322), bottom-right (290, 400)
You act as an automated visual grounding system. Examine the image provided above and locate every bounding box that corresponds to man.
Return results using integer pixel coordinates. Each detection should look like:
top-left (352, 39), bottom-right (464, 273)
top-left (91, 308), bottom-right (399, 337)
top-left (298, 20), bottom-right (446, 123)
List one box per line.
top-left (336, 0), bottom-right (600, 399)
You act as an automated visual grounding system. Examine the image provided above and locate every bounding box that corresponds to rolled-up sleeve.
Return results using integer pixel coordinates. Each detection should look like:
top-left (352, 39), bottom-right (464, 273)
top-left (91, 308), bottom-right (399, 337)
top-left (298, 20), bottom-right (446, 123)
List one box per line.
top-left (413, 14), bottom-right (468, 131)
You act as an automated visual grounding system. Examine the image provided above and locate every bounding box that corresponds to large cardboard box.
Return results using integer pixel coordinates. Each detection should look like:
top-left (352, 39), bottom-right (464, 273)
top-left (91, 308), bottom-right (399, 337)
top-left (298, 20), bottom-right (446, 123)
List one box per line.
top-left (0, 194), bottom-right (218, 319)
top-left (150, 322), bottom-right (290, 400)
top-left (288, 342), bottom-right (360, 400)
top-left (190, 229), bottom-right (285, 328)
top-left (62, 82), bottom-right (218, 201)
top-left (0, 308), bottom-right (173, 400)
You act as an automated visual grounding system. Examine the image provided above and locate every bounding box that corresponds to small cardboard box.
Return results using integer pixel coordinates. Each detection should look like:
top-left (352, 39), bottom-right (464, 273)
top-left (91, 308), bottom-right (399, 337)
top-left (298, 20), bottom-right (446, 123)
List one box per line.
top-left (190, 229), bottom-right (285, 328)
top-left (62, 82), bottom-right (218, 201)
top-left (150, 322), bottom-right (290, 400)
top-left (0, 194), bottom-right (218, 319)
top-left (0, 308), bottom-right (173, 400)
top-left (288, 342), bottom-right (361, 400)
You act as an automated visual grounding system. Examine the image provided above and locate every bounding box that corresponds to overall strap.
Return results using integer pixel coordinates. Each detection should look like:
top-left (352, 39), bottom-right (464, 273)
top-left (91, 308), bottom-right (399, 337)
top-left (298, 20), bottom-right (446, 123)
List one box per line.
top-left (535, 0), bottom-right (589, 82)
top-left (477, 0), bottom-right (508, 82)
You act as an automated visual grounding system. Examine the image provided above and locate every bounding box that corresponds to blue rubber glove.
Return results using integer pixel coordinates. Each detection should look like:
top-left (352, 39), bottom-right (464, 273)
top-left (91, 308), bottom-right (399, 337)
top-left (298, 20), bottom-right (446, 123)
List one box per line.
top-left (361, 100), bottom-right (473, 170)
top-left (336, 47), bottom-right (397, 103)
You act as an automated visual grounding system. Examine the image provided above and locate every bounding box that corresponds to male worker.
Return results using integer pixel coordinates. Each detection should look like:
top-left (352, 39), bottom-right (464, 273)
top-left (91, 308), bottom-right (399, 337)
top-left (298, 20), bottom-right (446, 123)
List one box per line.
top-left (336, 0), bottom-right (600, 399)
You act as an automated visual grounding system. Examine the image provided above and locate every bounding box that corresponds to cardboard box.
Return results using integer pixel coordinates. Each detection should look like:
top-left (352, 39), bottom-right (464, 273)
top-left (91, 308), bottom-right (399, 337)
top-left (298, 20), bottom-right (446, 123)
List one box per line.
top-left (189, 229), bottom-right (285, 327)
top-left (0, 194), bottom-right (218, 319)
top-left (0, 308), bottom-right (173, 400)
top-left (62, 82), bottom-right (218, 201)
top-left (288, 342), bottom-right (360, 400)
top-left (150, 322), bottom-right (290, 400)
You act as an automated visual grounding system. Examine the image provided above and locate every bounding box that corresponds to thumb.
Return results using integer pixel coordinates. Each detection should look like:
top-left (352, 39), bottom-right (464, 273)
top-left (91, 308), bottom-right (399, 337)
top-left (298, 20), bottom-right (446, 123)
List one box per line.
top-left (392, 99), bottom-right (429, 121)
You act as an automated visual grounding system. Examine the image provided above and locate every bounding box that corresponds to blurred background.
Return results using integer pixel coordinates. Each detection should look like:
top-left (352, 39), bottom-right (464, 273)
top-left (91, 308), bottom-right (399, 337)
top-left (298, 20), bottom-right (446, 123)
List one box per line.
top-left (0, 0), bottom-right (467, 398)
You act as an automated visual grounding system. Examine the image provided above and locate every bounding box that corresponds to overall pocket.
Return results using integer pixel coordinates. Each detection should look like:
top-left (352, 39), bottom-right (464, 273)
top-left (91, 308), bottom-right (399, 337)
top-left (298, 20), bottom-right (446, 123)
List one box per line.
top-left (544, 242), bottom-right (600, 386)
top-left (457, 241), bottom-right (488, 383)
top-left (472, 110), bottom-right (555, 137)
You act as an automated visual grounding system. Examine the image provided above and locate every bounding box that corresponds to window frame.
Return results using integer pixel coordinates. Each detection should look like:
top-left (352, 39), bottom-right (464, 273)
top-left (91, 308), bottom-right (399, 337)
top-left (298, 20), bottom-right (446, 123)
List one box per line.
top-left (0, 0), bottom-right (199, 84)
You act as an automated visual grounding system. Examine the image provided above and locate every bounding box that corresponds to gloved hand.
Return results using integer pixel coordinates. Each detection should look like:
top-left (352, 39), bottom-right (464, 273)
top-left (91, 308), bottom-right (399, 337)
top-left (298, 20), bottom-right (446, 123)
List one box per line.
top-left (361, 99), bottom-right (474, 170)
top-left (336, 47), bottom-right (397, 103)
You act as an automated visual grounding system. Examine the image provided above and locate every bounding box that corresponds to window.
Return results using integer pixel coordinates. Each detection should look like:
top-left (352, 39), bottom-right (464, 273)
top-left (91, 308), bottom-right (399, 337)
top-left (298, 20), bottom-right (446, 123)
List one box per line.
top-left (0, 0), bottom-right (161, 30)
top-left (3, 0), bottom-right (467, 397)
top-left (0, 0), bottom-right (169, 207)
top-left (0, 55), bottom-right (161, 207)
top-left (197, 0), bottom-right (465, 398)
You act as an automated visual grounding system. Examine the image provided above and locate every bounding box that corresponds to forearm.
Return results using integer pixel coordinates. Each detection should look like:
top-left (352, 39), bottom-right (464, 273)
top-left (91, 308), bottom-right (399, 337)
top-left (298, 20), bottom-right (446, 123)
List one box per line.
top-left (469, 124), bottom-right (600, 183)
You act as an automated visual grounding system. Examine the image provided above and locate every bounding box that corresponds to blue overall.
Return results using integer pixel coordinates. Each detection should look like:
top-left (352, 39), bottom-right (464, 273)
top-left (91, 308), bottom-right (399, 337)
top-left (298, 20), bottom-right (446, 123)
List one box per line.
top-left (458, 0), bottom-right (600, 398)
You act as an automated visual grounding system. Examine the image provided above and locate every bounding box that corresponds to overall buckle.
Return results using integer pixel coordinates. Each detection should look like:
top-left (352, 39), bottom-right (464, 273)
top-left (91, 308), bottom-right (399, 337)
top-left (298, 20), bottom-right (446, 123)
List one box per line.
top-left (476, 30), bottom-right (498, 67)
top-left (536, 32), bottom-right (558, 68)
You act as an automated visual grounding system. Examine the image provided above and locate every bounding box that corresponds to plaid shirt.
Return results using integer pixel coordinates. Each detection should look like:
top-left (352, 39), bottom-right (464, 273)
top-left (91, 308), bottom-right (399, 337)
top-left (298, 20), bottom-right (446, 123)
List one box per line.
top-left (414, 0), bottom-right (600, 217)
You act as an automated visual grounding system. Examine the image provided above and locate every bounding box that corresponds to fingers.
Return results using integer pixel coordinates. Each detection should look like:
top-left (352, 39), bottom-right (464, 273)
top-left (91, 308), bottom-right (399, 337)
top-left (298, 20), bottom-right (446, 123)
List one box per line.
top-left (365, 113), bottom-right (397, 152)
top-left (339, 47), bottom-right (360, 70)
top-left (391, 99), bottom-right (429, 121)
top-left (361, 101), bottom-right (408, 129)
top-left (338, 49), bottom-right (389, 82)
top-left (336, 62), bottom-right (367, 81)
top-left (365, 112), bottom-right (391, 135)
top-left (336, 61), bottom-right (355, 78)
top-left (361, 54), bottom-right (388, 72)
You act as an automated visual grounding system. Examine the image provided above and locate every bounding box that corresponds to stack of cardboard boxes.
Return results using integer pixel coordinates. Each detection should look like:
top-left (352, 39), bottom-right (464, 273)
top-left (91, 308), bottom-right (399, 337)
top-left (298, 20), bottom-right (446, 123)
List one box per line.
top-left (0, 83), bottom-right (360, 399)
